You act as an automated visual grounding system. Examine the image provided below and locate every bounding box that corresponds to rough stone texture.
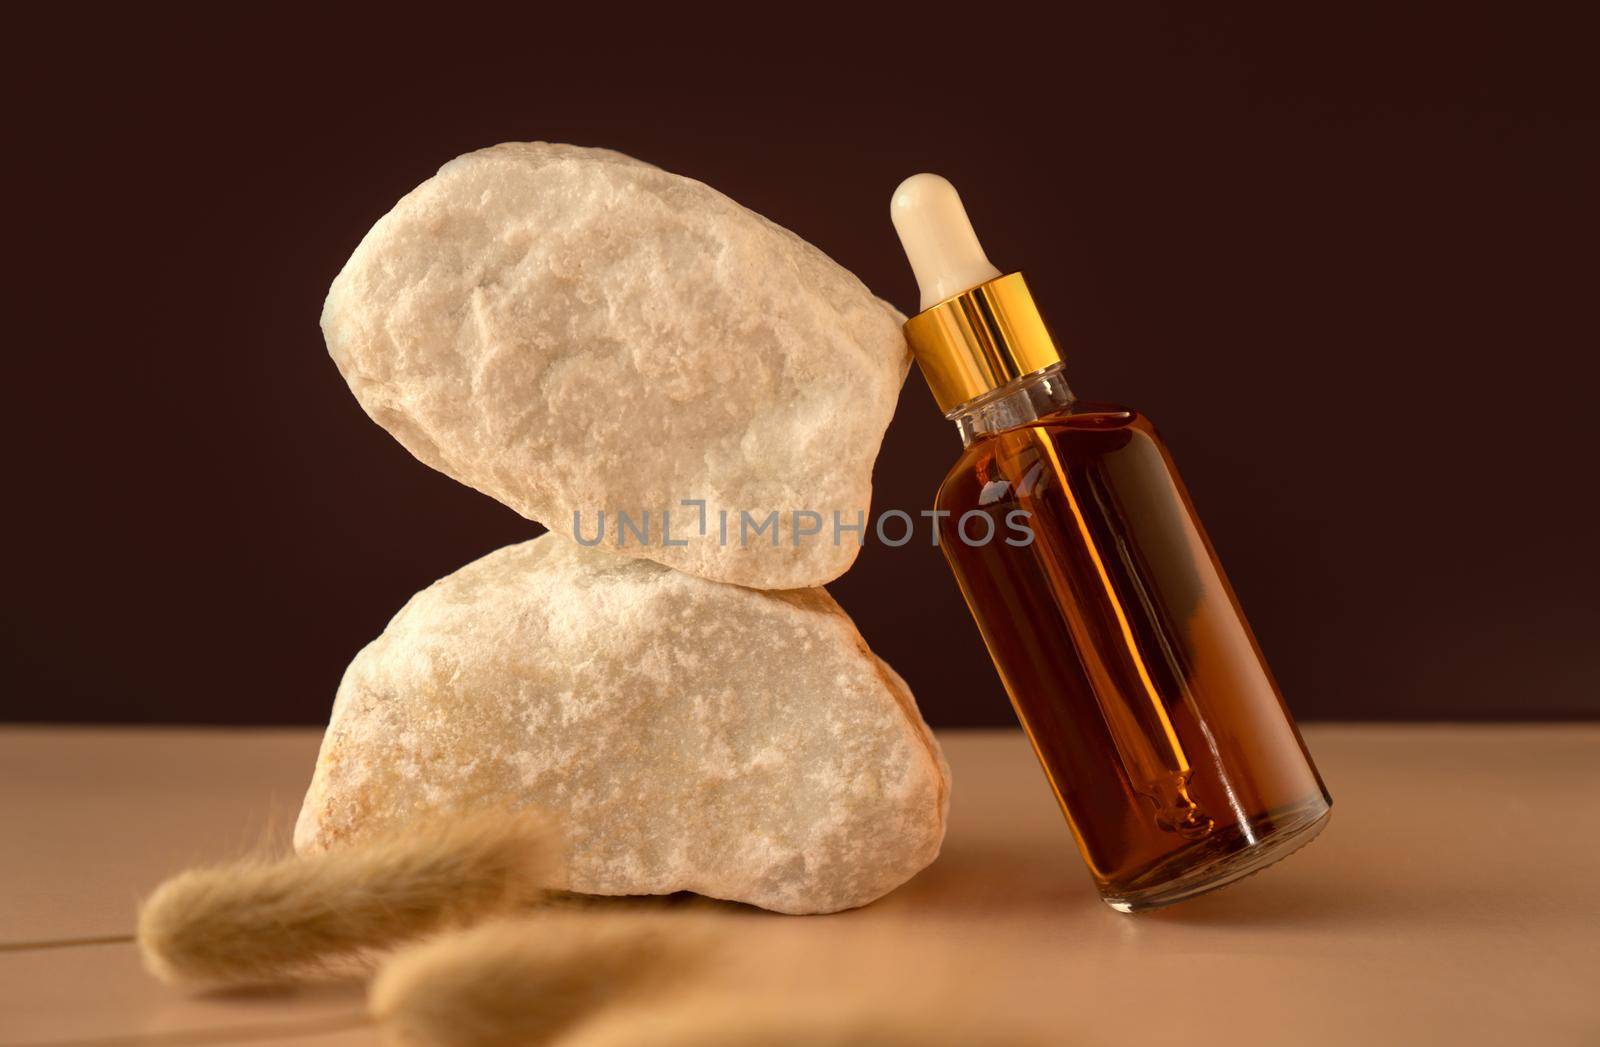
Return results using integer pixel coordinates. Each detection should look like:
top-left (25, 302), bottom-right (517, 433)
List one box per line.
top-left (294, 536), bottom-right (949, 915)
top-left (321, 142), bottom-right (909, 590)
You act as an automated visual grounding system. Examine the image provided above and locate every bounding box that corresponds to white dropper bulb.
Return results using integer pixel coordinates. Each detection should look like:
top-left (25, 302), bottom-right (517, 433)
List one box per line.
top-left (891, 173), bottom-right (1004, 311)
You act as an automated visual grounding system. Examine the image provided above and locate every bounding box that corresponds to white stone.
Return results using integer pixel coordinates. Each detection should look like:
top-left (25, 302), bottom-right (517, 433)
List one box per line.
top-left (321, 143), bottom-right (909, 590)
top-left (293, 536), bottom-right (949, 915)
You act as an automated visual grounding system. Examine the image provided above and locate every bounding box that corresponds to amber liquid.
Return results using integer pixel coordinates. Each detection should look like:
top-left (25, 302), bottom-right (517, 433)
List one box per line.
top-left (938, 402), bottom-right (1330, 911)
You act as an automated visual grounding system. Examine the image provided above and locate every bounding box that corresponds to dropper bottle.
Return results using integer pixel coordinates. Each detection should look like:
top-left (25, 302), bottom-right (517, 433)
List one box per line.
top-left (892, 174), bottom-right (1331, 912)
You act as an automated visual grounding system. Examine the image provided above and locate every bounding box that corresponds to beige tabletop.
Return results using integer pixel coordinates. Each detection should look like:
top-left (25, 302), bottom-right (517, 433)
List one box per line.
top-left (2, 725), bottom-right (1597, 1046)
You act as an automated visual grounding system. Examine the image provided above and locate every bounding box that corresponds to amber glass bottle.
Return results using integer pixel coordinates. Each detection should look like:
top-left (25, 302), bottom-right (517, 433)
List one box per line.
top-left (937, 365), bottom-right (1330, 910)
top-left (893, 174), bottom-right (1329, 911)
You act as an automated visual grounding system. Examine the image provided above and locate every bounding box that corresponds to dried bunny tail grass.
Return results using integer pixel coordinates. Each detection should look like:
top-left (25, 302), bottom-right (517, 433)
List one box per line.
top-left (369, 912), bottom-right (717, 1047)
top-left (138, 809), bottom-right (558, 987)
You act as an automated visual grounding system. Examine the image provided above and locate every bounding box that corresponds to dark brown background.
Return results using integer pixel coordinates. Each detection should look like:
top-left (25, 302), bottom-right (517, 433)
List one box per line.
top-left (3, 8), bottom-right (1596, 726)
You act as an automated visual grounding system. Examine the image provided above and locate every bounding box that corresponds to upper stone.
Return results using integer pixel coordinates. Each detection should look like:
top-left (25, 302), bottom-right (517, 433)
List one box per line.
top-left (321, 143), bottom-right (909, 589)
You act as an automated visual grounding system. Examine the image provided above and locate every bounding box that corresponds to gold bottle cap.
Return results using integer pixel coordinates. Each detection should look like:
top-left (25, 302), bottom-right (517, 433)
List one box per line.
top-left (902, 271), bottom-right (1062, 413)
top-left (891, 174), bottom-right (1062, 414)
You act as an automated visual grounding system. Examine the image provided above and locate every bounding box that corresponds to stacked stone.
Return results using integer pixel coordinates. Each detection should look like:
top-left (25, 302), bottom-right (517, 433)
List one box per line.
top-left (297, 144), bottom-right (949, 914)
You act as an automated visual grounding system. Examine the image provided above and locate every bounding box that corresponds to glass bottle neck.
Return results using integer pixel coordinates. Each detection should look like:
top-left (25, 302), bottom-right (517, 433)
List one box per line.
top-left (950, 361), bottom-right (1076, 446)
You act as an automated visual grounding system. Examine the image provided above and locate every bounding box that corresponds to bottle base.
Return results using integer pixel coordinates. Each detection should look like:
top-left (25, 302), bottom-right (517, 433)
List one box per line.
top-left (1100, 795), bottom-right (1331, 914)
